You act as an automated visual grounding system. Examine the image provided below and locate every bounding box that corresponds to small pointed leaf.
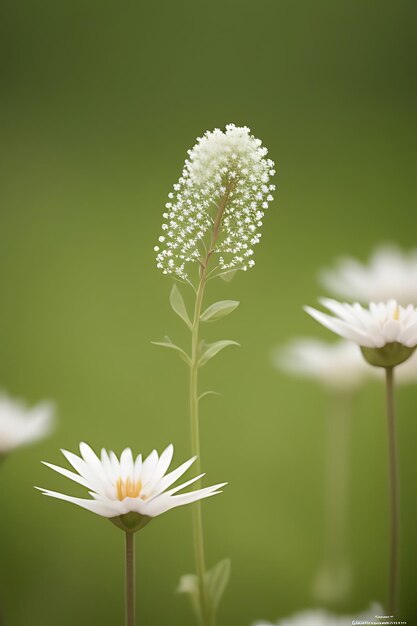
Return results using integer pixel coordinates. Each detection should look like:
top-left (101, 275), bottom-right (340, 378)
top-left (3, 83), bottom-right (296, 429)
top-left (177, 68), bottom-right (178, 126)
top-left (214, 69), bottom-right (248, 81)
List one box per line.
top-left (206, 559), bottom-right (231, 614)
top-left (200, 300), bottom-right (240, 323)
top-left (220, 270), bottom-right (237, 282)
top-left (177, 574), bottom-right (201, 620)
top-left (178, 559), bottom-right (231, 621)
top-left (198, 390), bottom-right (222, 403)
top-left (169, 283), bottom-right (192, 329)
top-left (151, 336), bottom-right (191, 365)
top-left (198, 340), bottom-right (240, 367)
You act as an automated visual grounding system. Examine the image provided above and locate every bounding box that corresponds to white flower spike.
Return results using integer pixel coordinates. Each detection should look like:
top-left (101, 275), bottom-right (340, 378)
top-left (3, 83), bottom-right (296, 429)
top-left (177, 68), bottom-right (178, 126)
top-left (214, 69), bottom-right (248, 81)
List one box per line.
top-left (0, 393), bottom-right (54, 455)
top-left (304, 299), bottom-right (417, 368)
top-left (37, 443), bottom-right (226, 532)
top-left (320, 244), bottom-right (417, 305)
top-left (155, 123), bottom-right (275, 283)
top-left (274, 338), bottom-right (372, 391)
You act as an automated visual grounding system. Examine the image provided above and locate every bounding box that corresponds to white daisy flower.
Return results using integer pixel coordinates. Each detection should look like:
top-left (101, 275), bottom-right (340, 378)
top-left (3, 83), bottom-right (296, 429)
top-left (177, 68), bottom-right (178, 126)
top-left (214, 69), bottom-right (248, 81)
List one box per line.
top-left (253, 602), bottom-right (383, 626)
top-left (0, 393), bottom-right (54, 455)
top-left (37, 443), bottom-right (226, 532)
top-left (304, 299), bottom-right (417, 367)
top-left (274, 338), bottom-right (372, 391)
top-left (320, 244), bottom-right (417, 305)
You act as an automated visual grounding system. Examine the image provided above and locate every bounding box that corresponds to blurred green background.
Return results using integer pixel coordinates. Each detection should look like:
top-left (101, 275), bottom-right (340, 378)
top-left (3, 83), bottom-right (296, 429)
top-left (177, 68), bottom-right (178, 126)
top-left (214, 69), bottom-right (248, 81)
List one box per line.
top-left (1, 0), bottom-right (417, 624)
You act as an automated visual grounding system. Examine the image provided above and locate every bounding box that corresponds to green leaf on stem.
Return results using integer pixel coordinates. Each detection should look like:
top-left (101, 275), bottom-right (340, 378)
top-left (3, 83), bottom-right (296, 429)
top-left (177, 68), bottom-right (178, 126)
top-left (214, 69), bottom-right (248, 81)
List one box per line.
top-left (169, 283), bottom-right (192, 329)
top-left (198, 390), bottom-right (222, 403)
top-left (151, 336), bottom-right (191, 365)
top-left (177, 574), bottom-right (201, 621)
top-left (206, 559), bottom-right (231, 615)
top-left (200, 300), bottom-right (240, 322)
top-left (198, 340), bottom-right (240, 367)
top-left (177, 559), bottom-right (231, 620)
top-left (219, 270), bottom-right (237, 282)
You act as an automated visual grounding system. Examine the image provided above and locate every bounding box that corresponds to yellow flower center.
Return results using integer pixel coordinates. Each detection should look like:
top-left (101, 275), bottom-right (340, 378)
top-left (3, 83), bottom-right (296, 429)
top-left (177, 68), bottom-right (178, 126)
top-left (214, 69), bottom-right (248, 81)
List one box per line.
top-left (115, 477), bottom-right (142, 501)
top-left (393, 305), bottom-right (400, 321)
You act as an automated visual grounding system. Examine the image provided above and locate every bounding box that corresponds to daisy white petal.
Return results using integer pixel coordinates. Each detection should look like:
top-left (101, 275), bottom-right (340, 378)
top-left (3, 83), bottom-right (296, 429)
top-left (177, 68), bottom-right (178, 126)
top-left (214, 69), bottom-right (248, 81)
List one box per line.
top-left (100, 448), bottom-right (114, 481)
top-left (42, 462), bottom-right (91, 489)
top-left (109, 450), bottom-right (120, 475)
top-left (398, 321), bottom-right (417, 346)
top-left (134, 453), bottom-right (143, 481)
top-left (141, 444), bottom-right (174, 496)
top-left (79, 442), bottom-right (102, 471)
top-left (141, 449), bottom-right (158, 485)
top-left (36, 488), bottom-right (119, 517)
top-left (303, 306), bottom-right (376, 347)
top-left (150, 455), bottom-right (197, 497)
top-left (142, 483), bottom-right (225, 517)
top-left (120, 448), bottom-right (134, 480)
top-left (163, 472), bottom-right (205, 496)
top-left (149, 444), bottom-right (174, 484)
top-left (61, 449), bottom-right (107, 493)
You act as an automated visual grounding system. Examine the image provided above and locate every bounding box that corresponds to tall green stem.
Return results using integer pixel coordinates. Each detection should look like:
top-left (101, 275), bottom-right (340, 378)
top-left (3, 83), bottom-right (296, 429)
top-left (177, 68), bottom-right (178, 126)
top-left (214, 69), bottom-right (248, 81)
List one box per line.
top-left (385, 367), bottom-right (399, 616)
top-left (190, 270), bottom-right (211, 626)
top-left (125, 531), bottom-right (135, 626)
top-left (325, 394), bottom-right (350, 564)
top-left (314, 393), bottom-right (351, 604)
top-left (188, 187), bottom-right (232, 626)
top-left (0, 456), bottom-right (5, 626)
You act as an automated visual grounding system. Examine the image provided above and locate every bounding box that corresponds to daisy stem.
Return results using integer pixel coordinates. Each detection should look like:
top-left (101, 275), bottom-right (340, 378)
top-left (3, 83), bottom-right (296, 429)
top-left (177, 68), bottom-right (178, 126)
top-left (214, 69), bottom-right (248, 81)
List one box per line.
top-left (385, 366), bottom-right (399, 616)
top-left (125, 531), bottom-right (135, 626)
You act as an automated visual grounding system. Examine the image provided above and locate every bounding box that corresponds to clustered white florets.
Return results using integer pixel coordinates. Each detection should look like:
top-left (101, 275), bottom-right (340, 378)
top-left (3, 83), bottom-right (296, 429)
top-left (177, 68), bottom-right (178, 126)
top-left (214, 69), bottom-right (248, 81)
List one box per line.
top-left (155, 124), bottom-right (275, 282)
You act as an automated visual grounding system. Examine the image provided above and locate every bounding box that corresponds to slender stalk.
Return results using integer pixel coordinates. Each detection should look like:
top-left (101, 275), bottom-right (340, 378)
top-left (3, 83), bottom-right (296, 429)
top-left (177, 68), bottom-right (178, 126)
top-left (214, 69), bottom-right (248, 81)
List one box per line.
top-left (125, 531), bottom-right (135, 626)
top-left (190, 272), bottom-right (210, 626)
top-left (385, 366), bottom-right (399, 616)
top-left (314, 392), bottom-right (351, 604)
top-left (188, 186), bottom-right (232, 626)
top-left (325, 393), bottom-right (350, 564)
top-left (0, 456), bottom-right (5, 626)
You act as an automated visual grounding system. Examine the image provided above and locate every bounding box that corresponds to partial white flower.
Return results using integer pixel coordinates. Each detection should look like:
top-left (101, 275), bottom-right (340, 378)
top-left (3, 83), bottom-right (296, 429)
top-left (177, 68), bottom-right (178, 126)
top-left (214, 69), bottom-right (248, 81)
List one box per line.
top-left (320, 244), bottom-right (417, 305)
top-left (253, 602), bottom-right (383, 626)
top-left (0, 393), bottom-right (54, 454)
top-left (274, 338), bottom-right (372, 391)
top-left (305, 299), bottom-right (417, 349)
top-left (37, 443), bottom-right (226, 531)
top-left (155, 123), bottom-right (275, 282)
top-left (305, 299), bottom-right (417, 368)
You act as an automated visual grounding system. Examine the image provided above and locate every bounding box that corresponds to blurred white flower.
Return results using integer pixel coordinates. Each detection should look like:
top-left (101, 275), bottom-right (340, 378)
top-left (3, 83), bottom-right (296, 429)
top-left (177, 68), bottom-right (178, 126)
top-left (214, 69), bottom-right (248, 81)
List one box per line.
top-left (155, 123), bottom-right (275, 281)
top-left (253, 602), bottom-right (383, 626)
top-left (38, 443), bottom-right (226, 532)
top-left (305, 299), bottom-right (417, 368)
top-left (0, 394), bottom-right (54, 454)
top-left (274, 338), bottom-right (372, 391)
top-left (320, 244), bottom-right (417, 305)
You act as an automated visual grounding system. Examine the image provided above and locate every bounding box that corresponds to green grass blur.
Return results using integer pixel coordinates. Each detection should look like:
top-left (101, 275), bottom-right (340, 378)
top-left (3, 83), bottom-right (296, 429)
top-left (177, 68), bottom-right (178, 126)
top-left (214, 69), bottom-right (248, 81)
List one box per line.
top-left (1, 0), bottom-right (417, 624)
